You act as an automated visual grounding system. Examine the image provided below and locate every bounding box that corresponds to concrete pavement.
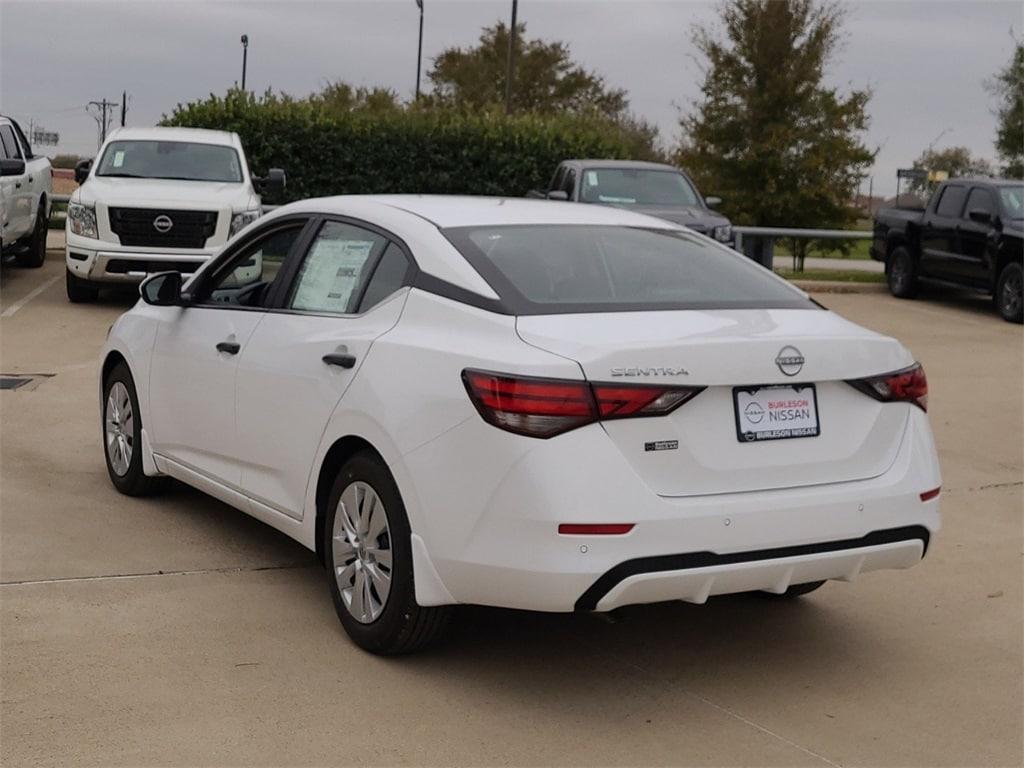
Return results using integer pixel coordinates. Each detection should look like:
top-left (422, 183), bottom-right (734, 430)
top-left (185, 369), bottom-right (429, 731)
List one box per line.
top-left (1, 249), bottom-right (1021, 767)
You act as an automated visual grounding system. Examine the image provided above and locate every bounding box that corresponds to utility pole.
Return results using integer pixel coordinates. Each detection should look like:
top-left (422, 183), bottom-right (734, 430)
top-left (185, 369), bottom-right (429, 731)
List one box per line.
top-left (240, 34), bottom-right (249, 91)
top-left (87, 98), bottom-right (119, 148)
top-left (504, 0), bottom-right (518, 114)
top-left (415, 0), bottom-right (424, 101)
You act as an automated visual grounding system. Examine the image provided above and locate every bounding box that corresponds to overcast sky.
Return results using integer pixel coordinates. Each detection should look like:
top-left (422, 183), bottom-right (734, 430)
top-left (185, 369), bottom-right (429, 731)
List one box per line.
top-left (1, 0), bottom-right (1020, 195)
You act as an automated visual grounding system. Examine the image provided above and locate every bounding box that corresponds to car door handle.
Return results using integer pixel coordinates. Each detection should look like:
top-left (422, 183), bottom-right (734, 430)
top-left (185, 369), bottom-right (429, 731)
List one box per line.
top-left (14, 182), bottom-right (21, 189)
top-left (322, 352), bottom-right (357, 369)
top-left (216, 341), bottom-right (241, 355)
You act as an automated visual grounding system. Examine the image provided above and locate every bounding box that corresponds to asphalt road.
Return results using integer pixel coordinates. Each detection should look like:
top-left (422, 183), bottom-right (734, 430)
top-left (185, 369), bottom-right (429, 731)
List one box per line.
top-left (1, 249), bottom-right (1021, 767)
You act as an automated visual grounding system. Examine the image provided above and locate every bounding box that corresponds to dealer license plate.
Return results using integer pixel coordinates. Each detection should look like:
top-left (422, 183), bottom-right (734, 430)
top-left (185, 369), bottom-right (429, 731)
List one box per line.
top-left (733, 384), bottom-right (820, 443)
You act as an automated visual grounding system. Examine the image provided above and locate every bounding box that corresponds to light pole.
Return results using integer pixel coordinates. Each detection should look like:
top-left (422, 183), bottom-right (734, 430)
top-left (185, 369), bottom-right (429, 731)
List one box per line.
top-left (504, 0), bottom-right (518, 114)
top-left (415, 0), bottom-right (424, 101)
top-left (240, 34), bottom-right (249, 92)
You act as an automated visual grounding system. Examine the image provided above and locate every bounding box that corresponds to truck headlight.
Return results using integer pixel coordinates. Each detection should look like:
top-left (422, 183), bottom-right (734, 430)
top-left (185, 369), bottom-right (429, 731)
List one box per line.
top-left (67, 202), bottom-right (98, 239)
top-left (230, 209), bottom-right (261, 237)
top-left (713, 225), bottom-right (733, 243)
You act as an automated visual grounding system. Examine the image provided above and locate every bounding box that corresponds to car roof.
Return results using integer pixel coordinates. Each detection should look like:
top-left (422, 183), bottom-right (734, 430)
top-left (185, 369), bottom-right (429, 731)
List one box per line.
top-left (564, 159), bottom-right (681, 172)
top-left (103, 126), bottom-right (239, 146)
top-left (274, 194), bottom-right (687, 229)
top-left (946, 177), bottom-right (1023, 187)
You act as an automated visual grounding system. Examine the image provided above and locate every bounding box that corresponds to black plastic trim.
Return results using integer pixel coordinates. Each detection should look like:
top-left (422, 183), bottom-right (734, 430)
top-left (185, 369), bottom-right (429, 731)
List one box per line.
top-left (573, 525), bottom-right (930, 611)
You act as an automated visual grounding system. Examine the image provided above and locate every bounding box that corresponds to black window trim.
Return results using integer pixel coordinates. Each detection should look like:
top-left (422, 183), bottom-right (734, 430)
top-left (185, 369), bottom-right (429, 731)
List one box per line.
top-left (438, 223), bottom-right (820, 316)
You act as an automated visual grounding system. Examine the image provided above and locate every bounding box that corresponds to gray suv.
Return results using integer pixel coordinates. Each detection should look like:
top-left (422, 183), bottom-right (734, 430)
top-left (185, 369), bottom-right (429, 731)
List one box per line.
top-left (531, 160), bottom-right (733, 245)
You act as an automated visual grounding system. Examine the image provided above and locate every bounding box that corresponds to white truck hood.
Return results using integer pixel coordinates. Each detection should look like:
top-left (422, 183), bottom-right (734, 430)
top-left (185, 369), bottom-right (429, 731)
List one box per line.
top-left (74, 177), bottom-right (257, 211)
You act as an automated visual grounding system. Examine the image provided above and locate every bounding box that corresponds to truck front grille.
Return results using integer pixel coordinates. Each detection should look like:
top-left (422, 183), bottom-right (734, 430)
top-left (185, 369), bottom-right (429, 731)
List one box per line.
top-left (108, 208), bottom-right (218, 249)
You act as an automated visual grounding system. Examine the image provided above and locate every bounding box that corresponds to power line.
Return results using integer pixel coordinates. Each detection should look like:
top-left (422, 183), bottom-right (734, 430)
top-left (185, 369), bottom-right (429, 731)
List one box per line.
top-left (86, 99), bottom-right (119, 148)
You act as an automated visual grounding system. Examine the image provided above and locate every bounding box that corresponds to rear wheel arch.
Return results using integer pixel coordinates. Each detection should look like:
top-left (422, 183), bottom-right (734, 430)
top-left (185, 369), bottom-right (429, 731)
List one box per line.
top-left (314, 435), bottom-right (384, 566)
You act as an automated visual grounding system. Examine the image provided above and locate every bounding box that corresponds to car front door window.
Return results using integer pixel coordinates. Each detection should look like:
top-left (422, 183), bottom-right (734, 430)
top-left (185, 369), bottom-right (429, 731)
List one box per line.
top-left (198, 224), bottom-right (304, 308)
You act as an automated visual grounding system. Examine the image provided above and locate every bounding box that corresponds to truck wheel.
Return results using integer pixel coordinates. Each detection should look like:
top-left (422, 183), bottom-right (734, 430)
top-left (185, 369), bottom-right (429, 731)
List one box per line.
top-left (15, 206), bottom-right (47, 268)
top-left (66, 269), bottom-right (99, 303)
top-left (995, 262), bottom-right (1023, 324)
top-left (886, 246), bottom-right (918, 299)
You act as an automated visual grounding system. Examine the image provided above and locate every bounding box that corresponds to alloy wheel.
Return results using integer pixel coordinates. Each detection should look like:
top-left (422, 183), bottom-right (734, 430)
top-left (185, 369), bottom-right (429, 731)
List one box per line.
top-left (104, 381), bottom-right (133, 476)
top-left (332, 481), bottom-right (393, 624)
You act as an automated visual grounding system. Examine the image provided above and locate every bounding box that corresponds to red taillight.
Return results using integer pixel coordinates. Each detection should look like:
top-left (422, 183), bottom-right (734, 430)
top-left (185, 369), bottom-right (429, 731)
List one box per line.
top-left (558, 523), bottom-right (635, 535)
top-left (847, 362), bottom-right (928, 411)
top-left (462, 369), bottom-right (704, 438)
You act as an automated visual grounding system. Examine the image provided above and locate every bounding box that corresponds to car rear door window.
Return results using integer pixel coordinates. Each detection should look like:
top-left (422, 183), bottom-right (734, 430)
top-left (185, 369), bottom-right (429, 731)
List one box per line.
top-left (287, 221), bottom-right (388, 314)
top-left (935, 185), bottom-right (968, 218)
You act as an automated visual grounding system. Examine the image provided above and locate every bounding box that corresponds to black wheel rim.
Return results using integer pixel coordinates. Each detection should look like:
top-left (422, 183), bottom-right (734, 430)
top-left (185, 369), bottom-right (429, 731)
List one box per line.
top-left (890, 255), bottom-right (908, 291)
top-left (1002, 270), bottom-right (1022, 317)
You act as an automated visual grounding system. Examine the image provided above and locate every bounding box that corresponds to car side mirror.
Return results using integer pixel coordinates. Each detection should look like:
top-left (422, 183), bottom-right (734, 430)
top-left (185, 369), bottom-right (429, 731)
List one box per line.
top-left (140, 271), bottom-right (187, 306)
top-left (705, 195), bottom-right (722, 208)
top-left (255, 168), bottom-right (286, 201)
top-left (0, 159), bottom-right (26, 177)
top-left (546, 190), bottom-right (569, 201)
top-left (74, 159), bottom-right (92, 184)
top-left (967, 208), bottom-right (992, 224)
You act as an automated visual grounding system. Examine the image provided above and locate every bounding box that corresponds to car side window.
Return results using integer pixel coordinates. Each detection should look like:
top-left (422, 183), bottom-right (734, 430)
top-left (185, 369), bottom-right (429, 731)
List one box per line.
top-left (965, 188), bottom-right (995, 219)
top-left (935, 186), bottom-right (967, 218)
top-left (562, 169), bottom-right (576, 197)
top-left (287, 221), bottom-right (388, 315)
top-left (198, 224), bottom-right (304, 308)
top-left (550, 166), bottom-right (566, 192)
top-left (357, 243), bottom-right (412, 313)
top-left (0, 126), bottom-right (22, 160)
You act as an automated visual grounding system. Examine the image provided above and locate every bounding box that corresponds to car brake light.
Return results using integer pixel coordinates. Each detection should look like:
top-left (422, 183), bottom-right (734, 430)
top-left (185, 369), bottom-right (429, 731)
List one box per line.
top-left (847, 362), bottom-right (928, 411)
top-left (462, 369), bottom-right (704, 438)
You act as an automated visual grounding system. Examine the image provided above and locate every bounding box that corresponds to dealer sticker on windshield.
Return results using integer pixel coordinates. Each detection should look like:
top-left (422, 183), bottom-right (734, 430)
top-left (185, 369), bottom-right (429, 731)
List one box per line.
top-left (733, 384), bottom-right (820, 443)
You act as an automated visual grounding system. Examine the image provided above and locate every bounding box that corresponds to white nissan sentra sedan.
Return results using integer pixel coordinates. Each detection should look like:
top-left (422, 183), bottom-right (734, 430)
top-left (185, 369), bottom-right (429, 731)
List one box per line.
top-left (100, 195), bottom-right (941, 654)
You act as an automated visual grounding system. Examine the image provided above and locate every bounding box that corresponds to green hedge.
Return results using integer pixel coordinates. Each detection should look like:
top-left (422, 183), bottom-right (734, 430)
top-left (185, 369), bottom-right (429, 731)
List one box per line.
top-left (161, 91), bottom-right (637, 202)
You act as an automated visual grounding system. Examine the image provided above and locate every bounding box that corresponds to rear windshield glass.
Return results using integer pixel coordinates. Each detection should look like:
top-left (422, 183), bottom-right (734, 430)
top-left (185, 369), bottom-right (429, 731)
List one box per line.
top-left (443, 225), bottom-right (816, 314)
top-left (580, 169), bottom-right (699, 206)
top-left (96, 140), bottom-right (243, 183)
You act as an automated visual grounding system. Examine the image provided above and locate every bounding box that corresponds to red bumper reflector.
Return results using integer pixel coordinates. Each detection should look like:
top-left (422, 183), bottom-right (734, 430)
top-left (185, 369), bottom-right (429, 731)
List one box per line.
top-left (920, 487), bottom-right (941, 502)
top-left (558, 523), bottom-right (635, 535)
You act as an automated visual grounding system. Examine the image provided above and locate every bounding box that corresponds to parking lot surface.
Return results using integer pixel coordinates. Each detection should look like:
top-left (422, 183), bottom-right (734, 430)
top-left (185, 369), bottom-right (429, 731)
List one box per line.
top-left (2, 249), bottom-right (1021, 767)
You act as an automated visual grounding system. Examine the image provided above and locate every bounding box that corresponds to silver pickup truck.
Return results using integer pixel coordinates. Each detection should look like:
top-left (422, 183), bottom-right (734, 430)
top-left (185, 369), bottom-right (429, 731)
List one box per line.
top-left (529, 159), bottom-right (733, 246)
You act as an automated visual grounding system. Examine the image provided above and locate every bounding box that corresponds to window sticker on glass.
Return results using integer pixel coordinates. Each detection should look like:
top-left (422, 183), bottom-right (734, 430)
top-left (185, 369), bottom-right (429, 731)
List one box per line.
top-left (112, 151), bottom-right (125, 168)
top-left (586, 171), bottom-right (598, 186)
top-left (291, 238), bottom-right (374, 313)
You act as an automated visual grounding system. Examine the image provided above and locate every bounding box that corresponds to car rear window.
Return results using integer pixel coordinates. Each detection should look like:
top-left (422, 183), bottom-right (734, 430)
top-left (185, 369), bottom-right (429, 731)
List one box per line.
top-left (442, 225), bottom-right (816, 314)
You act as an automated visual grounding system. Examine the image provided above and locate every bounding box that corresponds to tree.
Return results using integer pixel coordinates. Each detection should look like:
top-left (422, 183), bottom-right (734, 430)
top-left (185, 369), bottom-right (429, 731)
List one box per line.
top-left (429, 22), bottom-right (626, 117)
top-left (989, 41), bottom-right (1023, 178)
top-left (908, 146), bottom-right (994, 195)
top-left (676, 0), bottom-right (874, 270)
top-left (426, 22), bottom-right (661, 159)
top-left (313, 81), bottom-right (402, 116)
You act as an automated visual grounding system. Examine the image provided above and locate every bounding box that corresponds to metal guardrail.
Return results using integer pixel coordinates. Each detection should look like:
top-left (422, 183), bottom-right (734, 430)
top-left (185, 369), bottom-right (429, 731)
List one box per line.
top-left (733, 226), bottom-right (872, 269)
top-left (49, 195), bottom-right (871, 270)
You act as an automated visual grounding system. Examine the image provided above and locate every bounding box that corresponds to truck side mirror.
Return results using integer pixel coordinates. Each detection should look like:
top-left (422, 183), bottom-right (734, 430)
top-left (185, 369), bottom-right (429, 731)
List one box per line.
top-left (74, 159), bottom-right (92, 184)
top-left (0, 159), bottom-right (25, 177)
top-left (546, 190), bottom-right (569, 201)
top-left (255, 168), bottom-right (286, 202)
top-left (140, 271), bottom-right (186, 306)
top-left (705, 196), bottom-right (723, 208)
top-left (967, 208), bottom-right (992, 224)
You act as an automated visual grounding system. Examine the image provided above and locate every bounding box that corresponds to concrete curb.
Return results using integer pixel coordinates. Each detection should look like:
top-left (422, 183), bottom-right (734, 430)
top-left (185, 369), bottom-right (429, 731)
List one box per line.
top-left (791, 280), bottom-right (888, 294)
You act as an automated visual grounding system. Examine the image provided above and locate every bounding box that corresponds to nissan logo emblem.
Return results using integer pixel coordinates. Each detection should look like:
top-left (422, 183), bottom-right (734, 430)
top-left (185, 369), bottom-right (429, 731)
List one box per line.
top-left (775, 345), bottom-right (805, 376)
top-left (153, 215), bottom-right (174, 234)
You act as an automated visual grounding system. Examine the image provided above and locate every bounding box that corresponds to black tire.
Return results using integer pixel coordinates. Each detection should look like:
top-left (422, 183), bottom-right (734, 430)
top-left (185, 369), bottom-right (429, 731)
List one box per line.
top-left (325, 451), bottom-right (452, 654)
top-left (66, 268), bottom-right (99, 303)
top-left (761, 580), bottom-right (826, 599)
top-left (886, 246), bottom-right (918, 299)
top-left (15, 205), bottom-right (47, 268)
top-left (994, 262), bottom-right (1023, 324)
top-left (102, 362), bottom-right (166, 496)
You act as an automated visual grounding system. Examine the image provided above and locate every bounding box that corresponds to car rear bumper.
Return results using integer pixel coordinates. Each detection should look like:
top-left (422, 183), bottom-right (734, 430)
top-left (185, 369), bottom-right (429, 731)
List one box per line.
top-left (405, 406), bottom-right (941, 612)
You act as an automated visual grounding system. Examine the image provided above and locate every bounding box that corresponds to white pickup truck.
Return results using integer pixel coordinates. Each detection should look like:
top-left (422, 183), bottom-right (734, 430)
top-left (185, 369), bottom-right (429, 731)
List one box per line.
top-left (65, 126), bottom-right (284, 302)
top-left (0, 115), bottom-right (52, 268)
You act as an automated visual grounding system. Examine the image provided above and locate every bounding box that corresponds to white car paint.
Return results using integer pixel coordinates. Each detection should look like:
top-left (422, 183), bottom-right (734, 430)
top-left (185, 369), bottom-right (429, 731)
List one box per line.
top-left (101, 195), bottom-right (941, 629)
top-left (66, 126), bottom-right (263, 288)
top-left (0, 115), bottom-right (51, 250)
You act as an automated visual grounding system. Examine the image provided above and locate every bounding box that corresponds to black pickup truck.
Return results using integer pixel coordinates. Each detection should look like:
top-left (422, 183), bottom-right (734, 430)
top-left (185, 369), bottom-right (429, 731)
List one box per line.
top-left (872, 178), bottom-right (1023, 322)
